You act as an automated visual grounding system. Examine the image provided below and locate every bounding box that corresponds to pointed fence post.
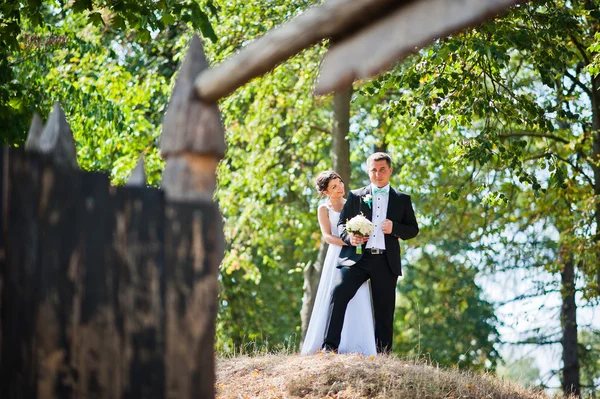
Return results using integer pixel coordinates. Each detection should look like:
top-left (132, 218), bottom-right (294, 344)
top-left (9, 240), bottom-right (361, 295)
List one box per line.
top-left (24, 113), bottom-right (45, 151)
top-left (160, 34), bottom-right (225, 399)
top-left (32, 105), bottom-right (82, 396)
top-left (38, 102), bottom-right (78, 169)
top-left (126, 156), bottom-right (147, 187)
top-left (161, 34), bottom-right (225, 202)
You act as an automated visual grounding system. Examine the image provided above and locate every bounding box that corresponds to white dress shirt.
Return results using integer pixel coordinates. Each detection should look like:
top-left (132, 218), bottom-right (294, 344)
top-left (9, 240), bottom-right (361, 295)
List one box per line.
top-left (366, 183), bottom-right (389, 250)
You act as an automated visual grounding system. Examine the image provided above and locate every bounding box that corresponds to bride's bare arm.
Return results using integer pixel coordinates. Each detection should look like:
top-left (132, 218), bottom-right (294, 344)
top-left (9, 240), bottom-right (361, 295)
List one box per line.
top-left (317, 206), bottom-right (347, 246)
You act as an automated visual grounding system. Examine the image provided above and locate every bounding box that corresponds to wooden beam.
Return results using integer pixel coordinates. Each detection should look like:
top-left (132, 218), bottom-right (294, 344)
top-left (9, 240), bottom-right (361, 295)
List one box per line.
top-left (193, 0), bottom-right (402, 102)
top-left (315, 0), bottom-right (521, 95)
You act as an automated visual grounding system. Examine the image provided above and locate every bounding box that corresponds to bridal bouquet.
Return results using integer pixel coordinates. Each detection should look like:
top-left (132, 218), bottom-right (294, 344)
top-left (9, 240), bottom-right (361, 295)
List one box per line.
top-left (345, 213), bottom-right (373, 254)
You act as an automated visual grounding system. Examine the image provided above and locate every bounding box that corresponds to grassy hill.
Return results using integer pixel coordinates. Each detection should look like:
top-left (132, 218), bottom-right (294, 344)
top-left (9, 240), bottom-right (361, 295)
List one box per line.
top-left (216, 353), bottom-right (557, 399)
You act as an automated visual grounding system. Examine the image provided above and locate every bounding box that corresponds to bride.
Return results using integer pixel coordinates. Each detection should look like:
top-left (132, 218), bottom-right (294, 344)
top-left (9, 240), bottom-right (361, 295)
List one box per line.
top-left (301, 171), bottom-right (376, 355)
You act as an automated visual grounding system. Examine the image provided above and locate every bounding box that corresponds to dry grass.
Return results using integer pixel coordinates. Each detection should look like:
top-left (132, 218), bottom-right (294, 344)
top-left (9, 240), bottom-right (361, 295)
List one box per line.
top-left (216, 353), bottom-right (558, 399)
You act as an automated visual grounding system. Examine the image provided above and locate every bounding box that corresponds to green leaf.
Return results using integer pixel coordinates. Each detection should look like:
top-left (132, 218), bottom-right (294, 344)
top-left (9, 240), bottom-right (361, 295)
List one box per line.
top-left (207, 0), bottom-right (220, 20)
top-left (194, 8), bottom-right (217, 42)
top-left (161, 13), bottom-right (176, 26)
top-left (72, 0), bottom-right (93, 12)
top-left (8, 96), bottom-right (24, 110)
top-left (89, 12), bottom-right (105, 27)
top-left (137, 29), bottom-right (151, 42)
top-left (111, 14), bottom-right (126, 30)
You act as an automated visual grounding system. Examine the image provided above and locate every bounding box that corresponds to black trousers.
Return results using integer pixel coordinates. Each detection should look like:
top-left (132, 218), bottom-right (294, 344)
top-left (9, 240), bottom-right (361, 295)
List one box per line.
top-left (323, 252), bottom-right (398, 353)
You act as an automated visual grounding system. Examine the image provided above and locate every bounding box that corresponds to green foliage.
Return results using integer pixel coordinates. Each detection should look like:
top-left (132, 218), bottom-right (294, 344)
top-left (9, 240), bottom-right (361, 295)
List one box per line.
top-left (396, 257), bottom-right (500, 370)
top-left (1, 0), bottom-right (217, 52)
top-left (1, 0), bottom-right (216, 153)
top-left (167, 0), bottom-right (503, 368)
top-left (497, 356), bottom-right (542, 388)
top-left (579, 329), bottom-right (600, 397)
top-left (9, 13), bottom-right (172, 184)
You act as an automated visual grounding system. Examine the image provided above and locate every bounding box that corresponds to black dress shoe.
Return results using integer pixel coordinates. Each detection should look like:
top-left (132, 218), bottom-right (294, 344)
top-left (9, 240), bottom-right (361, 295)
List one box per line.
top-left (320, 344), bottom-right (338, 354)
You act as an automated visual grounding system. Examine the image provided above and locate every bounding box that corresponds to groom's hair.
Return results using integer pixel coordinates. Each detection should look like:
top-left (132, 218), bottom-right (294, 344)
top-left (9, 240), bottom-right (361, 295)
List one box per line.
top-left (367, 152), bottom-right (392, 168)
top-left (315, 170), bottom-right (343, 193)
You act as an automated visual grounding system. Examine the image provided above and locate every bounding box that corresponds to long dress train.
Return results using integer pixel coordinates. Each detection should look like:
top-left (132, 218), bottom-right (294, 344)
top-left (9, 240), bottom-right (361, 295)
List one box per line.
top-left (301, 204), bottom-right (376, 355)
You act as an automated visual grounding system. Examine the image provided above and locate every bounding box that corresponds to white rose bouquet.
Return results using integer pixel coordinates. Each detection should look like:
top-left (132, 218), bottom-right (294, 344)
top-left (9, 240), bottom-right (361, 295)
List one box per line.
top-left (345, 213), bottom-right (373, 254)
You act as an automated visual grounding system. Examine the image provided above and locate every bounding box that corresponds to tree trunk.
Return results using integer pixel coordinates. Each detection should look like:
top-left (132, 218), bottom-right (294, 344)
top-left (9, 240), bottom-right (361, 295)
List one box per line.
top-left (332, 86), bottom-right (352, 186)
top-left (560, 248), bottom-right (580, 397)
top-left (300, 85), bottom-right (353, 343)
top-left (591, 74), bottom-right (600, 297)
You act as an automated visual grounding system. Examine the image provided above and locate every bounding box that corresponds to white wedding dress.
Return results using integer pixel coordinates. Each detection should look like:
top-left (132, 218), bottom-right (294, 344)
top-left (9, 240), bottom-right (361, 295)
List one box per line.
top-left (301, 204), bottom-right (377, 356)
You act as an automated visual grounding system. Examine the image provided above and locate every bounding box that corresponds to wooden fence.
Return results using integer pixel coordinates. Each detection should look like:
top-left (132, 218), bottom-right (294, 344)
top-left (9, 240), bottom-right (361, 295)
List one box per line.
top-left (0, 35), bottom-right (223, 399)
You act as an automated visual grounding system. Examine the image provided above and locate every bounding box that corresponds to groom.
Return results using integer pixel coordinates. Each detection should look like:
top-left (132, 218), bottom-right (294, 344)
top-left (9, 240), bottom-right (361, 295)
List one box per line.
top-left (323, 152), bottom-right (419, 354)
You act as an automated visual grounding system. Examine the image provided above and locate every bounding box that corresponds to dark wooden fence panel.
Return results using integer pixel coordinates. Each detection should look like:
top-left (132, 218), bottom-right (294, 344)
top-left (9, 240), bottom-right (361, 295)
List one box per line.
top-left (35, 159), bottom-right (82, 397)
top-left (114, 186), bottom-right (166, 399)
top-left (0, 147), bottom-right (5, 362)
top-left (164, 202), bottom-right (222, 399)
top-left (1, 150), bottom-right (43, 399)
top-left (1, 147), bottom-right (220, 399)
top-left (71, 172), bottom-right (119, 398)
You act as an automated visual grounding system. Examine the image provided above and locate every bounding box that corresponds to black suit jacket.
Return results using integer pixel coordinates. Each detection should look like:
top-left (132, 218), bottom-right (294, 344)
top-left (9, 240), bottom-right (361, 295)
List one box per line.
top-left (337, 185), bottom-right (419, 276)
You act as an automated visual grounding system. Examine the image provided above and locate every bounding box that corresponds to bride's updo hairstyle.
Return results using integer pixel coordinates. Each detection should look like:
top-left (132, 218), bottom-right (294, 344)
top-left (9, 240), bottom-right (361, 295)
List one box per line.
top-left (315, 171), bottom-right (343, 194)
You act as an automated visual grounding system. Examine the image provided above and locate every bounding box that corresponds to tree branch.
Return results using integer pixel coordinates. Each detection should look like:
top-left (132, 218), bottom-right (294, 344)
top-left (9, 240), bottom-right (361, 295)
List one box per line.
top-left (569, 33), bottom-right (591, 65)
top-left (523, 153), bottom-right (548, 162)
top-left (504, 339), bottom-right (561, 345)
top-left (564, 70), bottom-right (593, 98)
top-left (484, 70), bottom-right (522, 104)
top-left (498, 132), bottom-right (570, 144)
top-left (310, 124), bottom-right (331, 134)
top-left (496, 290), bottom-right (559, 306)
top-left (554, 153), bottom-right (595, 188)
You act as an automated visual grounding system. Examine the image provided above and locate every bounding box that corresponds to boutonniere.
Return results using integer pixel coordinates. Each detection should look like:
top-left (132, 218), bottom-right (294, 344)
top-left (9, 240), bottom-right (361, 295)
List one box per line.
top-left (362, 194), bottom-right (372, 209)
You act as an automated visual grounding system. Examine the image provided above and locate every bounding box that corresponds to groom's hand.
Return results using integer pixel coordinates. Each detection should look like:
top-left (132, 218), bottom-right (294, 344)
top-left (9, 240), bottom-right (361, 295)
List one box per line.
top-left (382, 219), bottom-right (393, 234)
top-left (349, 234), bottom-right (369, 246)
